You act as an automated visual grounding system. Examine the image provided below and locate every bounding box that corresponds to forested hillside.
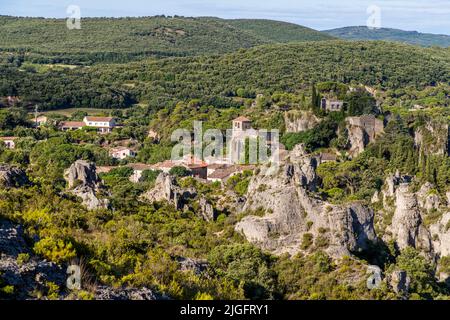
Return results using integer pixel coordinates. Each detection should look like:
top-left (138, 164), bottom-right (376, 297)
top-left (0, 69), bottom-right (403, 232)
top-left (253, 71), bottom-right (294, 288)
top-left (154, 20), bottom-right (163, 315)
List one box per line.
top-left (1, 40), bottom-right (448, 110)
top-left (325, 26), bottom-right (450, 48)
top-left (0, 16), bottom-right (332, 64)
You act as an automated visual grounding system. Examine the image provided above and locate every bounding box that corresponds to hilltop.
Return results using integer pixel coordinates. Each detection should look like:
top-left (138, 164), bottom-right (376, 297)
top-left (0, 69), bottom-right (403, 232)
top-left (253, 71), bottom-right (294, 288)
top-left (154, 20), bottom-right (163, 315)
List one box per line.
top-left (324, 26), bottom-right (450, 48)
top-left (0, 15), bottom-right (333, 64)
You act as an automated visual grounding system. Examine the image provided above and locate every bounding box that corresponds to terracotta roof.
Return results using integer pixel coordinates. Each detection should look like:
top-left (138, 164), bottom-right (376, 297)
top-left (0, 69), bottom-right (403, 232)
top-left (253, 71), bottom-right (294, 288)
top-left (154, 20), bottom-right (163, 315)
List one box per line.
top-left (320, 153), bottom-right (337, 161)
top-left (233, 116), bottom-right (251, 122)
top-left (110, 146), bottom-right (133, 152)
top-left (207, 163), bottom-right (228, 170)
top-left (60, 121), bottom-right (85, 127)
top-left (127, 163), bottom-right (154, 171)
top-left (85, 116), bottom-right (114, 122)
top-left (208, 166), bottom-right (240, 180)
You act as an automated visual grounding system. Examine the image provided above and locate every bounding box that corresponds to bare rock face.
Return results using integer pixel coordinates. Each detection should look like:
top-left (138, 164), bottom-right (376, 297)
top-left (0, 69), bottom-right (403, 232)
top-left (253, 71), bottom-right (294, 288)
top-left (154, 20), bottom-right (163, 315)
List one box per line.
top-left (0, 164), bottom-right (29, 188)
top-left (142, 173), bottom-right (196, 210)
top-left (430, 212), bottom-right (450, 258)
top-left (417, 183), bottom-right (441, 212)
top-left (414, 121), bottom-right (449, 156)
top-left (388, 270), bottom-right (410, 298)
top-left (389, 184), bottom-right (433, 254)
top-left (235, 163), bottom-right (377, 258)
top-left (346, 115), bottom-right (384, 157)
top-left (284, 110), bottom-right (320, 133)
top-left (0, 220), bottom-right (67, 300)
top-left (198, 196), bottom-right (217, 222)
top-left (66, 160), bottom-right (99, 189)
top-left (65, 160), bottom-right (108, 210)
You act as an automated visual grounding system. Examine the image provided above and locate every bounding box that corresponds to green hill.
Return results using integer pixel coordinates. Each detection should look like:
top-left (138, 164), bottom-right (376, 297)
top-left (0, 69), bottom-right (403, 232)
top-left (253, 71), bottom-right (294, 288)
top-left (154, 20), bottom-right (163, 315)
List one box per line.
top-left (226, 19), bottom-right (335, 43)
top-left (2, 40), bottom-right (448, 110)
top-left (0, 15), bottom-right (332, 64)
top-left (324, 26), bottom-right (450, 48)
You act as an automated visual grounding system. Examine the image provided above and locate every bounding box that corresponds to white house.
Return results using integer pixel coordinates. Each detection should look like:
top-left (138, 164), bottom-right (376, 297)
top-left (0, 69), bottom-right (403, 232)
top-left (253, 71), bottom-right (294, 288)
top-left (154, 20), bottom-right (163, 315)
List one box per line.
top-left (83, 116), bottom-right (116, 133)
top-left (0, 137), bottom-right (17, 149)
top-left (109, 146), bottom-right (136, 160)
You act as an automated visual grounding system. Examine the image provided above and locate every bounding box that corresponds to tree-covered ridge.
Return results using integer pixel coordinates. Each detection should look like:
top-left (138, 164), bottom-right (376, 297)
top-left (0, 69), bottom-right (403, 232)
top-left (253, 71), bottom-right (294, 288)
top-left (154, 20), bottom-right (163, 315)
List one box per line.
top-left (106, 40), bottom-right (450, 107)
top-left (226, 19), bottom-right (335, 43)
top-left (1, 40), bottom-right (448, 111)
top-left (324, 26), bottom-right (450, 48)
top-left (0, 16), bottom-right (332, 65)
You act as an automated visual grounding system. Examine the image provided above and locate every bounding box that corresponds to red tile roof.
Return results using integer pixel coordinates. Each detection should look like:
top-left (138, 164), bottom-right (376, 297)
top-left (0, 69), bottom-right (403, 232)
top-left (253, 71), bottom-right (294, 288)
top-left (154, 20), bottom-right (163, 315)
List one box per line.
top-left (85, 116), bottom-right (114, 122)
top-left (233, 116), bottom-right (251, 122)
top-left (60, 121), bottom-right (85, 128)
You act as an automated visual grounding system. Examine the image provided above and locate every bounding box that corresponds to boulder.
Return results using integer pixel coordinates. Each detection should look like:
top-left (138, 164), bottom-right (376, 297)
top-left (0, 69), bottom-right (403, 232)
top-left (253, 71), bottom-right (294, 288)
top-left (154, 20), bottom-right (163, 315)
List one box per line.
top-left (198, 196), bottom-right (217, 222)
top-left (65, 161), bottom-right (108, 210)
top-left (142, 173), bottom-right (196, 210)
top-left (65, 160), bottom-right (99, 189)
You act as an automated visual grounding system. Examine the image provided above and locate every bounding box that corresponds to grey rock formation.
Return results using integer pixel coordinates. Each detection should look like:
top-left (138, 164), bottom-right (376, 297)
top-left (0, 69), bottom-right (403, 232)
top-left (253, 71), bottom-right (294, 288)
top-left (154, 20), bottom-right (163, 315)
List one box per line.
top-left (65, 160), bottom-right (108, 210)
top-left (94, 286), bottom-right (160, 300)
top-left (235, 163), bottom-right (377, 258)
top-left (142, 173), bottom-right (196, 210)
top-left (0, 220), bottom-right (67, 300)
top-left (417, 183), bottom-right (441, 212)
top-left (0, 164), bottom-right (29, 188)
top-left (198, 196), bottom-right (217, 221)
top-left (389, 183), bottom-right (433, 254)
top-left (414, 121), bottom-right (449, 156)
top-left (66, 160), bottom-right (100, 189)
top-left (346, 115), bottom-right (384, 157)
top-left (284, 110), bottom-right (320, 133)
top-left (389, 270), bottom-right (410, 298)
top-left (177, 257), bottom-right (208, 275)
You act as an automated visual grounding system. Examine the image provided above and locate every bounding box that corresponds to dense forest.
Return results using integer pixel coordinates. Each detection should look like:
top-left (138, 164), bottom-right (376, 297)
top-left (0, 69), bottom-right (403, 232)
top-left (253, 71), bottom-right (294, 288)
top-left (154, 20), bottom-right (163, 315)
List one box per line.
top-left (0, 16), bottom-right (333, 64)
top-left (1, 40), bottom-right (449, 111)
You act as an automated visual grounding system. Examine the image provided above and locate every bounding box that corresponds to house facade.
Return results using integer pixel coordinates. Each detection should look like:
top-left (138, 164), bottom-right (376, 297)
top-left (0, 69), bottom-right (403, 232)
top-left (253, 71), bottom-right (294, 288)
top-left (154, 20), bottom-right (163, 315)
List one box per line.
top-left (59, 117), bottom-right (116, 133)
top-left (321, 98), bottom-right (344, 112)
top-left (0, 137), bottom-right (17, 149)
top-left (109, 146), bottom-right (136, 160)
top-left (83, 117), bottom-right (116, 133)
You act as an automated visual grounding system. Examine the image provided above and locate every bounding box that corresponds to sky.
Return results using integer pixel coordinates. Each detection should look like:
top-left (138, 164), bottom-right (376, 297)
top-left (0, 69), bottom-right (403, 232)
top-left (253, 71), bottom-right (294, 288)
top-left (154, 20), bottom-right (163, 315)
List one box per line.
top-left (1, 0), bottom-right (449, 35)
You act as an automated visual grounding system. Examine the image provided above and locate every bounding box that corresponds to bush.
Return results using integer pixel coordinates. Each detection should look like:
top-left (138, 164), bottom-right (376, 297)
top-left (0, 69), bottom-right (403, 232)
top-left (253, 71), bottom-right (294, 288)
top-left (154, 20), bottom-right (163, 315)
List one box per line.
top-left (169, 166), bottom-right (191, 177)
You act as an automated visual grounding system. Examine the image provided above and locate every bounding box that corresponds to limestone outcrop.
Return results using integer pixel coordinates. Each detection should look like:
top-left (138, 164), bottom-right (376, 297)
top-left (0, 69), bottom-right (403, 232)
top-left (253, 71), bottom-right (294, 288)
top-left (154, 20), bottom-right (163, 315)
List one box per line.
top-left (284, 110), bottom-right (320, 133)
top-left (235, 163), bottom-right (377, 258)
top-left (346, 115), bottom-right (384, 157)
top-left (414, 121), bottom-right (449, 156)
top-left (0, 220), bottom-right (67, 300)
top-left (65, 160), bottom-right (108, 210)
top-left (142, 173), bottom-right (218, 221)
top-left (0, 164), bottom-right (29, 188)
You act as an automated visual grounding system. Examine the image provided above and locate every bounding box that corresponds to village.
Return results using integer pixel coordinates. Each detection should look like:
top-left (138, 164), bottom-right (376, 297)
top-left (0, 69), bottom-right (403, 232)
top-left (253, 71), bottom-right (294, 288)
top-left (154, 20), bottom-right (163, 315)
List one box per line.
top-left (0, 94), bottom-right (386, 187)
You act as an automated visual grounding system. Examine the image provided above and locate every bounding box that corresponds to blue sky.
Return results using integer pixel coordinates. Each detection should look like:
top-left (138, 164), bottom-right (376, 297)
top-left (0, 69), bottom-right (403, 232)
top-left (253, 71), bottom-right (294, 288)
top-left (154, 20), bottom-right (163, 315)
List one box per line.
top-left (1, 0), bottom-right (449, 34)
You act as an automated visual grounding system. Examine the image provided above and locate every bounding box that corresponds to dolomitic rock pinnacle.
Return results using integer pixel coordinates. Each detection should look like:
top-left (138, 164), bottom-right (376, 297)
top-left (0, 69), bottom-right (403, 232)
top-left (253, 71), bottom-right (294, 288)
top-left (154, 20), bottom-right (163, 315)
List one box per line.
top-left (235, 161), bottom-right (377, 258)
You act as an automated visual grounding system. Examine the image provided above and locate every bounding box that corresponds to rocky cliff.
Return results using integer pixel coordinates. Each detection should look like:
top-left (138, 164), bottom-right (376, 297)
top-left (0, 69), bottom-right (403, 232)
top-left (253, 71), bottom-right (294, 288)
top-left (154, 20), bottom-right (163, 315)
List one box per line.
top-left (284, 110), bottom-right (320, 133)
top-left (346, 115), bottom-right (384, 157)
top-left (414, 120), bottom-right (449, 156)
top-left (235, 155), bottom-right (377, 258)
